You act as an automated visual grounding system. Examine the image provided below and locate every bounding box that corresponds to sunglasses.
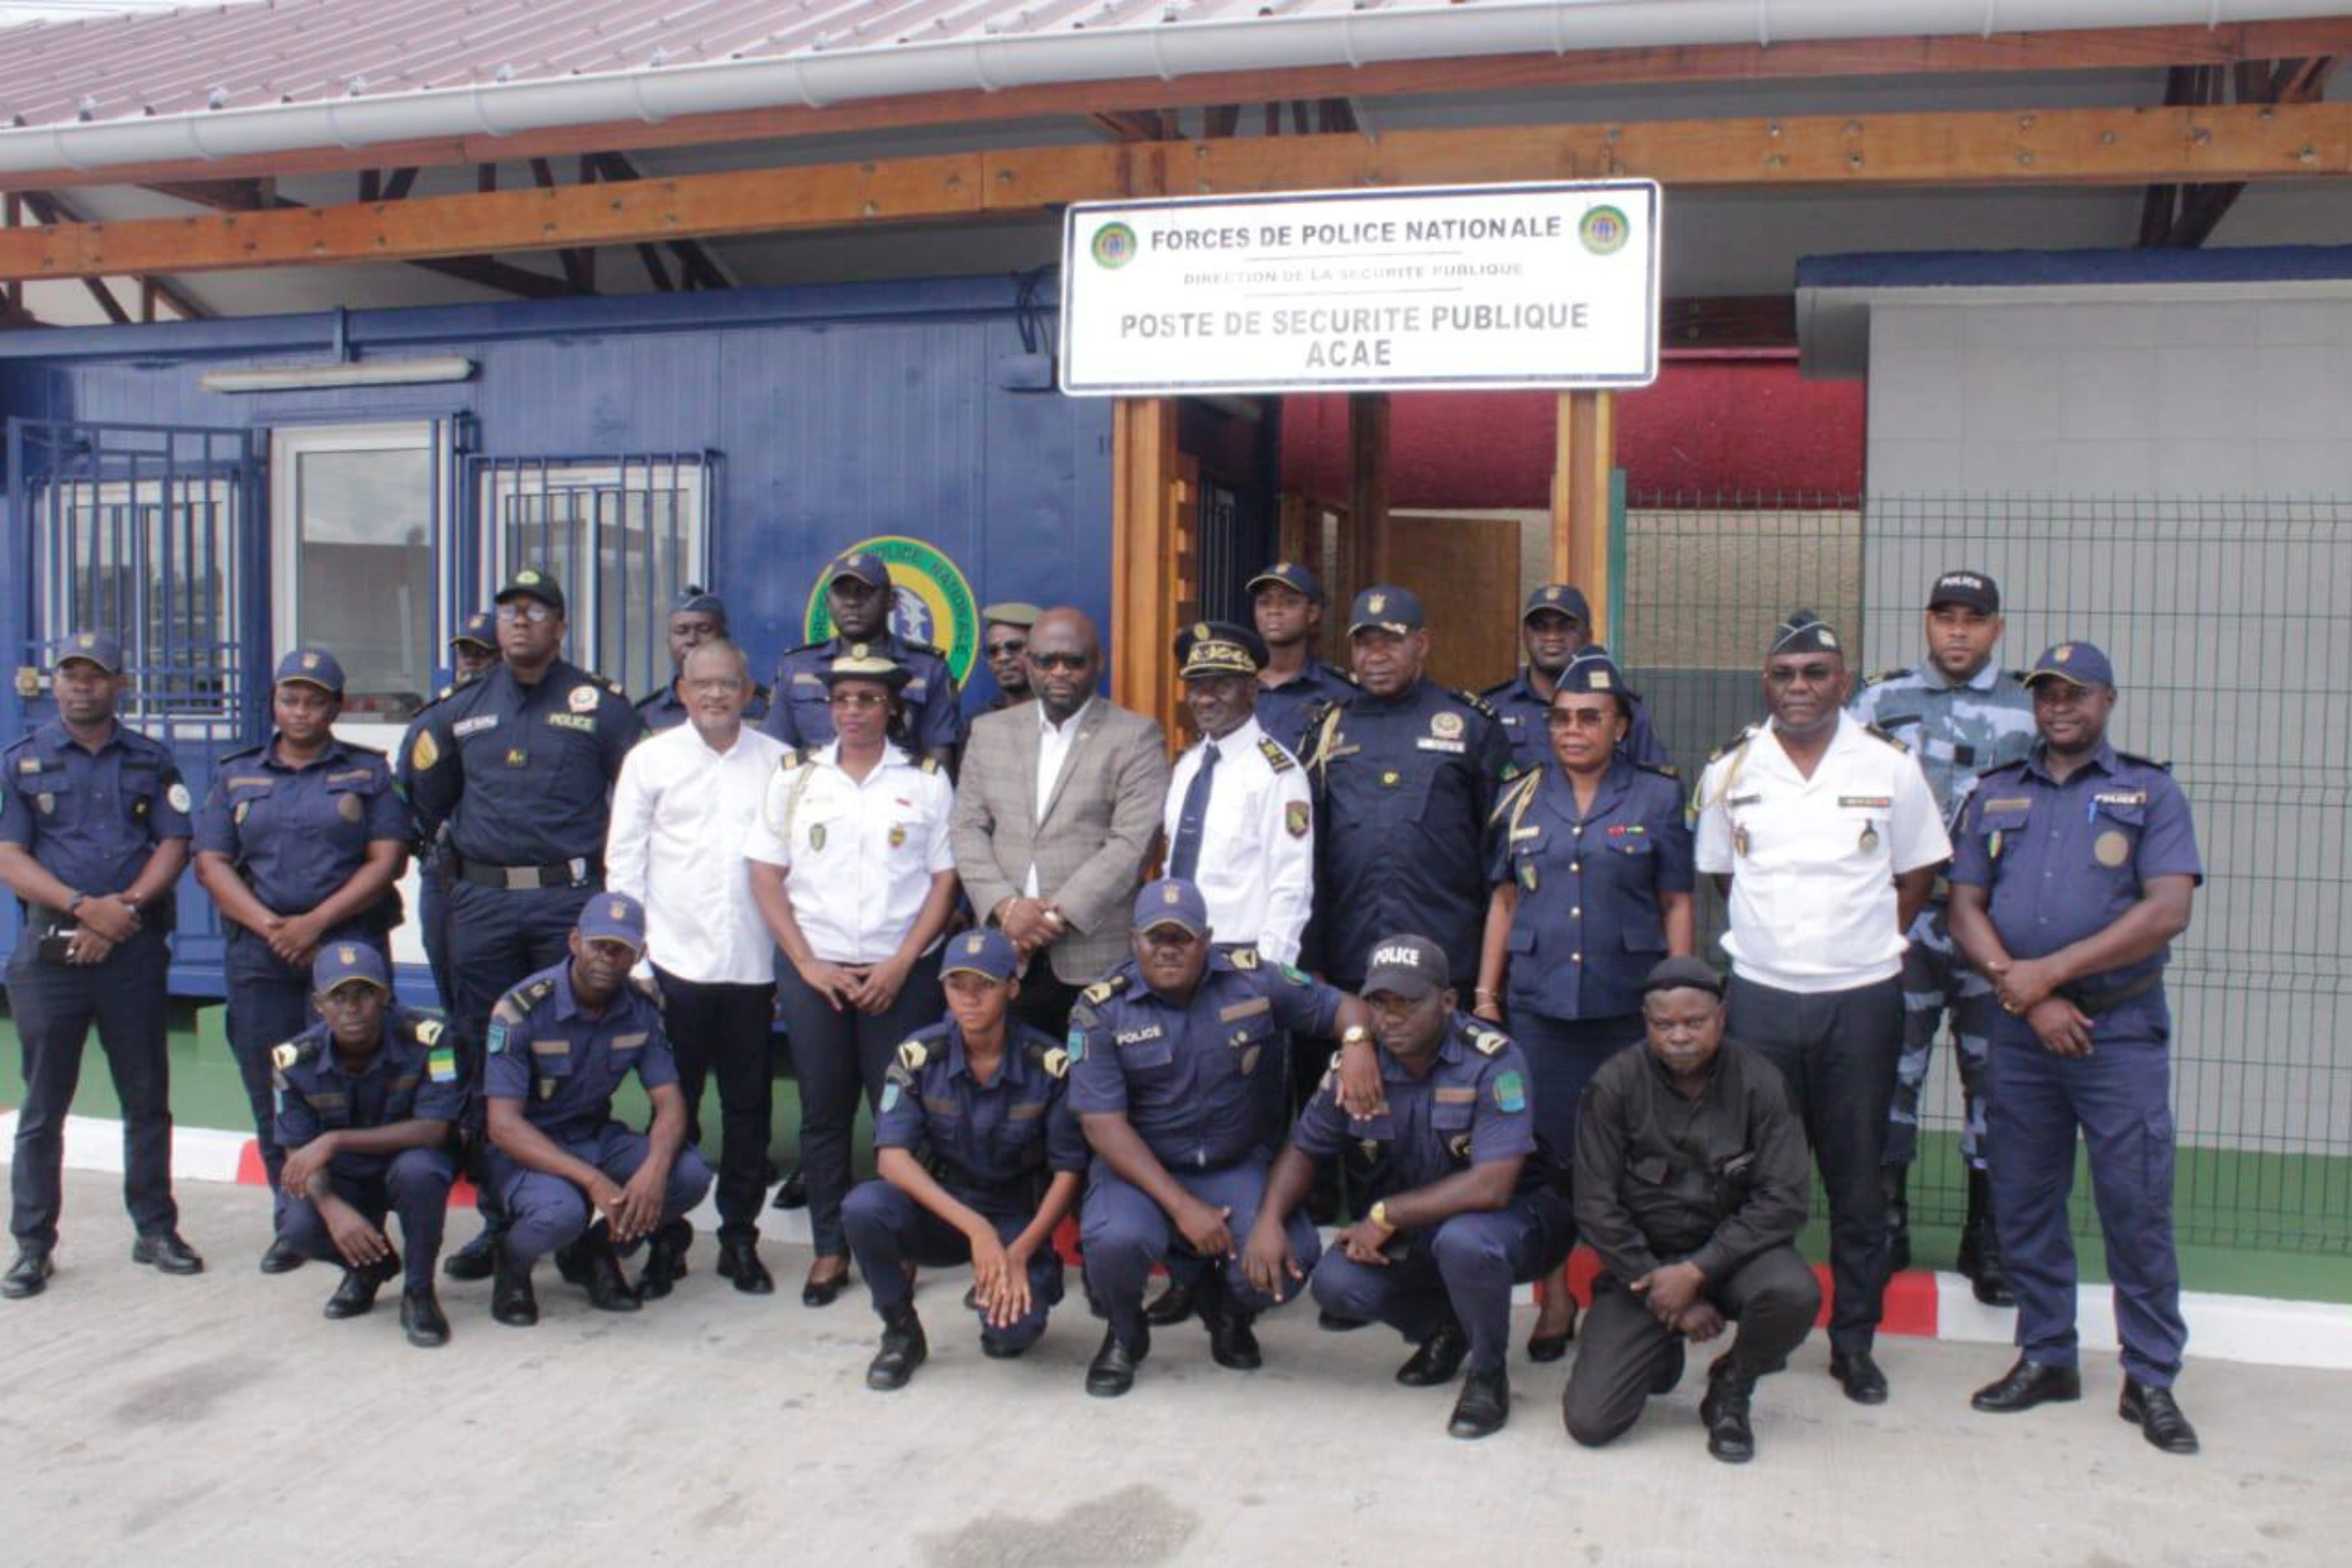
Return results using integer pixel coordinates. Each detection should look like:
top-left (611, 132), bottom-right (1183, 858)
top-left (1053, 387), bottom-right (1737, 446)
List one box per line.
top-left (985, 640), bottom-right (1028, 659)
top-left (827, 691), bottom-right (889, 710)
top-left (1029, 652), bottom-right (1091, 672)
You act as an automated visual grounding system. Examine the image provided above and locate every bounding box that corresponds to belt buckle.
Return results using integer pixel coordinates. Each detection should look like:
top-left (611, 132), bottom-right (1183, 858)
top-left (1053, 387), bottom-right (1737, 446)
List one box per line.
top-left (568, 858), bottom-right (588, 887)
top-left (504, 865), bottom-right (536, 891)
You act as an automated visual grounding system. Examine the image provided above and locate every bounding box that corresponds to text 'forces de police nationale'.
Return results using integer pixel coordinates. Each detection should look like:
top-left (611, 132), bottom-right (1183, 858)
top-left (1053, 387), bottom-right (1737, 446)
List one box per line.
top-left (1117, 302), bottom-right (1593, 370)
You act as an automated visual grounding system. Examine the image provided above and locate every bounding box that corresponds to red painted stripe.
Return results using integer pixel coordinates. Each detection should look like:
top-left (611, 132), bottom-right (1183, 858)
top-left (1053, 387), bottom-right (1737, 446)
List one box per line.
top-left (236, 1138), bottom-right (478, 1208)
top-left (1539, 1247), bottom-right (1941, 1339)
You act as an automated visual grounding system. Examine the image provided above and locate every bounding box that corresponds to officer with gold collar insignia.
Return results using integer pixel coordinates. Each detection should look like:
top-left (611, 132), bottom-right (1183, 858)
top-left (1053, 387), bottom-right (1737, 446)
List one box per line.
top-left (397, 569), bottom-right (644, 1283)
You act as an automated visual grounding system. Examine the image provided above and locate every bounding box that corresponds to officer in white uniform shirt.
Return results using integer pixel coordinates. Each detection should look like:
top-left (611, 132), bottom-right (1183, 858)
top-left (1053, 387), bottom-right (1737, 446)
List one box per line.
top-left (605, 638), bottom-right (788, 1297)
top-left (1161, 621), bottom-right (1313, 965)
top-left (745, 648), bottom-right (960, 1307)
top-left (1691, 611), bottom-right (1948, 1409)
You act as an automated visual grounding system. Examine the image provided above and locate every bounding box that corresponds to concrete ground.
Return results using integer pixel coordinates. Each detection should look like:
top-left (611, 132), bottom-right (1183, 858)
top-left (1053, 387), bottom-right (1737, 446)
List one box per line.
top-left (2, 1169), bottom-right (2341, 1568)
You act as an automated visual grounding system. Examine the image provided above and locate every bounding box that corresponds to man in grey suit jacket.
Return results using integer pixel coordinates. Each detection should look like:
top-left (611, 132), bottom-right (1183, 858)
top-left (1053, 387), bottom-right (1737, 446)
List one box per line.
top-left (950, 608), bottom-right (1171, 1036)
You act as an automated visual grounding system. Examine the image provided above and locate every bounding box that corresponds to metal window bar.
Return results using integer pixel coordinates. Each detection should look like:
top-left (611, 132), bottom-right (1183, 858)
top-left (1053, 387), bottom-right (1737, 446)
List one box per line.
top-left (1615, 489), bottom-right (2352, 1257)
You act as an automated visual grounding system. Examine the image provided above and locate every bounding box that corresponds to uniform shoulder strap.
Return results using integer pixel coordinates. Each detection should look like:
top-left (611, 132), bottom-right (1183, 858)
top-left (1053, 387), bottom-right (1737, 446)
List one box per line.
top-left (1255, 735), bottom-right (1296, 774)
top-left (1863, 723), bottom-right (1911, 754)
top-left (1451, 688), bottom-right (1502, 721)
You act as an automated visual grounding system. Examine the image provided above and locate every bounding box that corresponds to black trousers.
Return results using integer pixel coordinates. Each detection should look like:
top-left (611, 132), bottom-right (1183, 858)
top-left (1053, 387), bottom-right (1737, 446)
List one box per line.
top-left (655, 968), bottom-right (776, 1243)
top-left (1564, 1245), bottom-right (1822, 1448)
top-left (774, 952), bottom-right (945, 1256)
top-left (1727, 972), bottom-right (1902, 1355)
top-left (7, 926), bottom-right (177, 1248)
top-left (1008, 962), bottom-right (1081, 1042)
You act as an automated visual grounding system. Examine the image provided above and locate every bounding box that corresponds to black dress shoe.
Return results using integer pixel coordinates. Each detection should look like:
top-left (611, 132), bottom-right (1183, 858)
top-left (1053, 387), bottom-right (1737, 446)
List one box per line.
top-left (1396, 1321), bottom-right (1470, 1387)
top-left (866, 1306), bottom-right (929, 1392)
top-left (131, 1230), bottom-right (205, 1275)
top-left (1652, 1338), bottom-right (1688, 1397)
top-left (491, 1252), bottom-right (538, 1327)
top-left (802, 1257), bottom-right (849, 1308)
top-left (1527, 1295), bottom-right (1578, 1363)
top-left (1830, 1349), bottom-right (1889, 1405)
top-left (1198, 1281), bottom-right (1261, 1371)
top-left (715, 1238), bottom-right (775, 1296)
top-left (1700, 1369), bottom-right (1756, 1463)
top-left (1970, 1357), bottom-right (2082, 1414)
top-left (443, 1228), bottom-right (499, 1282)
top-left (401, 1285), bottom-right (452, 1348)
top-left (322, 1251), bottom-right (401, 1319)
top-left (1447, 1366), bottom-right (1510, 1439)
top-left (1144, 1275), bottom-right (1200, 1327)
top-left (259, 1236), bottom-right (309, 1275)
top-left (2, 1247), bottom-right (55, 1299)
top-left (2120, 1378), bottom-right (2200, 1454)
top-left (637, 1220), bottom-right (691, 1300)
top-left (580, 1240), bottom-right (641, 1313)
top-left (1085, 1326), bottom-right (1149, 1397)
top-left (770, 1167), bottom-right (808, 1210)
top-left (1318, 1310), bottom-right (1370, 1332)
top-left (980, 1337), bottom-right (1026, 1360)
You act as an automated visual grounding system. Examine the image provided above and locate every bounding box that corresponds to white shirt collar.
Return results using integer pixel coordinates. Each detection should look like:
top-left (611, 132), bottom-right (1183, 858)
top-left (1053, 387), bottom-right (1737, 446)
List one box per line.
top-left (1037, 695), bottom-right (1095, 737)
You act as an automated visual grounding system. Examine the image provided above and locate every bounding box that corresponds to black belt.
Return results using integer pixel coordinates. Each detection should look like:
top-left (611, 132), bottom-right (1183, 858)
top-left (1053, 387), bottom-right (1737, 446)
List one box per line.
top-left (2060, 973), bottom-right (2162, 1016)
top-left (454, 854), bottom-right (602, 892)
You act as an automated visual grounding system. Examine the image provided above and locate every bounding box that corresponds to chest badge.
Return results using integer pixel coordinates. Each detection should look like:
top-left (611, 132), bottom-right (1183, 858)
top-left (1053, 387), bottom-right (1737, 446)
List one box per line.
top-left (1381, 769), bottom-right (1400, 787)
top-left (1858, 825), bottom-right (1880, 854)
top-left (36, 792), bottom-right (55, 815)
top-left (1430, 710), bottom-right (1464, 741)
top-left (2093, 830), bottom-right (2131, 867)
top-left (1517, 861), bottom-right (1539, 893)
top-left (888, 824), bottom-right (907, 848)
top-left (505, 747), bottom-right (529, 769)
top-left (567, 684), bottom-right (599, 713)
top-left (337, 793), bottom-right (365, 822)
top-left (808, 823), bottom-right (827, 852)
top-left (1734, 825), bottom-right (1750, 858)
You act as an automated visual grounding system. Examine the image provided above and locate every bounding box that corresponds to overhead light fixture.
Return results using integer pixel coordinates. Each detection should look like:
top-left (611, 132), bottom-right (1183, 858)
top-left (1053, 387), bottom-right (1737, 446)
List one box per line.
top-left (200, 356), bottom-right (475, 393)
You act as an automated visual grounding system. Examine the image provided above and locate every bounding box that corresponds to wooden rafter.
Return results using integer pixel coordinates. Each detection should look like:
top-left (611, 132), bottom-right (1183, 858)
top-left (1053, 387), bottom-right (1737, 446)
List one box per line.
top-left (2141, 56), bottom-right (2338, 247)
top-left (14, 188), bottom-right (209, 318)
top-left (587, 153), bottom-right (732, 290)
top-left (4, 101), bottom-right (2350, 285)
top-left (8, 20), bottom-right (2352, 194)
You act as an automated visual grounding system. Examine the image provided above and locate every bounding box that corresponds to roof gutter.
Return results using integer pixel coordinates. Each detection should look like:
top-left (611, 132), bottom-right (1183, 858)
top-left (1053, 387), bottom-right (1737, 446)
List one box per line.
top-left (2, 0), bottom-right (2341, 177)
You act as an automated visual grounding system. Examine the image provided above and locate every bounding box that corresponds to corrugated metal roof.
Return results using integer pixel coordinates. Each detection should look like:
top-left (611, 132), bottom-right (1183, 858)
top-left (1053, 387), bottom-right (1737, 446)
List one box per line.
top-left (0, 0), bottom-right (1414, 129)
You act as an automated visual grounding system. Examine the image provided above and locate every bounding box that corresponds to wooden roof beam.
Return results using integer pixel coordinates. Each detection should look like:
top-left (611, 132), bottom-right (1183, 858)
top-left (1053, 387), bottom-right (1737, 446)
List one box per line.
top-left (4, 100), bottom-right (2350, 285)
top-left (12, 20), bottom-right (2352, 194)
top-left (16, 187), bottom-right (209, 319)
top-left (2144, 55), bottom-right (2336, 248)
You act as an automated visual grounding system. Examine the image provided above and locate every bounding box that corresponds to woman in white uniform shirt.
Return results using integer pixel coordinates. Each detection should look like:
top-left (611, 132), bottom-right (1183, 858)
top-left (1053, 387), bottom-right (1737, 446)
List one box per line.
top-left (747, 649), bottom-right (959, 1305)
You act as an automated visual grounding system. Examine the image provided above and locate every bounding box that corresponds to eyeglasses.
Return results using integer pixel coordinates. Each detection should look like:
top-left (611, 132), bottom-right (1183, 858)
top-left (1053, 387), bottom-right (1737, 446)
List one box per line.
top-left (1030, 653), bottom-right (1091, 672)
top-left (495, 602), bottom-right (554, 624)
top-left (827, 691), bottom-right (888, 710)
top-left (1545, 707), bottom-right (1615, 730)
top-left (985, 641), bottom-right (1028, 660)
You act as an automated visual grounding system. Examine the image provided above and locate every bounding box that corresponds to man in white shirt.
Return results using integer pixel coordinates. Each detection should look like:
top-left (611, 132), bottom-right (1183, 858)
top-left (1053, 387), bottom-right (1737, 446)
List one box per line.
top-left (606, 639), bottom-right (788, 1296)
top-left (1691, 611), bottom-right (1948, 1407)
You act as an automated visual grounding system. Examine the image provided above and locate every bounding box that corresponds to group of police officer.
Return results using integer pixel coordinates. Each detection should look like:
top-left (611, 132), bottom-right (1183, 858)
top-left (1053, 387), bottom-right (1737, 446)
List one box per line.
top-left (0, 546), bottom-right (2202, 1458)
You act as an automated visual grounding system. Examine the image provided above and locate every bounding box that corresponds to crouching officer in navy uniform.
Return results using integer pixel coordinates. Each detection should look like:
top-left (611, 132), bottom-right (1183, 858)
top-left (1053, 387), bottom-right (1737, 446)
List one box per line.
top-left (1248, 934), bottom-right (1573, 1441)
top-left (762, 548), bottom-right (962, 767)
top-left (195, 648), bottom-right (411, 1275)
top-left (416, 612), bottom-right (501, 1013)
top-left (1068, 879), bottom-right (1378, 1396)
top-left (1483, 584), bottom-right (1670, 775)
top-left (1948, 642), bottom-right (2204, 1455)
top-left (400, 569), bottom-right (644, 1281)
top-left (2, 632), bottom-right (201, 1298)
top-left (842, 928), bottom-right (1087, 1390)
top-left (482, 893), bottom-right (712, 1326)
top-left (271, 943), bottom-right (464, 1347)
top-left (635, 586), bottom-right (769, 732)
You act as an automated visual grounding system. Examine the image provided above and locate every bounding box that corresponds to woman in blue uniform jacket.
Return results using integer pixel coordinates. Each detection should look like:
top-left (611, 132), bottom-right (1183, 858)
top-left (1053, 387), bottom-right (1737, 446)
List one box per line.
top-left (1474, 652), bottom-right (1693, 1359)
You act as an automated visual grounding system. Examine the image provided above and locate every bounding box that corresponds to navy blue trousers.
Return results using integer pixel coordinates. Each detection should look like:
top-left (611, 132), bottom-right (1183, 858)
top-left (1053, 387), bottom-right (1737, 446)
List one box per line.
top-left (1082, 1161), bottom-right (1321, 1347)
top-left (1988, 997), bottom-right (2186, 1388)
top-left (840, 1179), bottom-right (1064, 1350)
top-left (1310, 1189), bottom-right (1575, 1374)
top-left (278, 1146), bottom-right (456, 1291)
top-left (492, 1124), bottom-right (712, 1266)
top-left (447, 880), bottom-right (593, 1226)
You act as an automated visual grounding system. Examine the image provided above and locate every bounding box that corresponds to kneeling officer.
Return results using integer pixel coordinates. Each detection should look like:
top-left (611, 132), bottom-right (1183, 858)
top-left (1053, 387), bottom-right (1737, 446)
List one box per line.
top-left (483, 893), bottom-right (712, 1325)
top-left (842, 928), bottom-right (1088, 1389)
top-left (272, 943), bottom-right (465, 1347)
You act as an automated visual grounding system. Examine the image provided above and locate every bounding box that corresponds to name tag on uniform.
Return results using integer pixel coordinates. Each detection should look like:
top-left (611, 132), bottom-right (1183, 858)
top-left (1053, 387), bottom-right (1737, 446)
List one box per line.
top-left (1510, 825), bottom-right (1542, 841)
top-left (454, 714), bottom-right (499, 738)
top-left (547, 713), bottom-right (596, 732)
top-left (1115, 1026), bottom-right (1164, 1047)
top-left (1415, 737), bottom-right (1465, 754)
top-left (1984, 798), bottom-right (2033, 813)
top-left (2093, 791), bottom-right (2147, 807)
top-left (1838, 796), bottom-right (1892, 809)
top-left (1218, 997), bottom-right (1271, 1022)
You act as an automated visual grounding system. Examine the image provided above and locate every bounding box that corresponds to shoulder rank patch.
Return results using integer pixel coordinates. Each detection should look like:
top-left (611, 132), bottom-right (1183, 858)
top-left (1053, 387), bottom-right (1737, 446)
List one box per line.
top-left (1866, 667), bottom-right (1906, 687)
top-left (2116, 751), bottom-right (2173, 774)
top-left (1633, 760), bottom-right (1681, 781)
top-left (1081, 975), bottom-right (1129, 1006)
top-left (1228, 948), bottom-right (1261, 971)
top-left (413, 1017), bottom-right (444, 1047)
top-left (1451, 688), bottom-right (1501, 721)
top-left (1041, 1047), bottom-right (1070, 1080)
top-left (1707, 725), bottom-right (1757, 764)
top-left (897, 1038), bottom-right (929, 1073)
top-left (270, 1040), bottom-right (301, 1070)
top-left (1466, 1025), bottom-right (1508, 1057)
top-left (1863, 723), bottom-right (1911, 753)
top-left (917, 757), bottom-right (941, 774)
top-left (1256, 736), bottom-right (1296, 774)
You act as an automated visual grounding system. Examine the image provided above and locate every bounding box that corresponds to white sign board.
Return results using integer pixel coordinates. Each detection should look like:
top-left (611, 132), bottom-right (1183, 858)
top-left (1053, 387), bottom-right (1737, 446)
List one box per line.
top-left (1058, 180), bottom-right (1661, 397)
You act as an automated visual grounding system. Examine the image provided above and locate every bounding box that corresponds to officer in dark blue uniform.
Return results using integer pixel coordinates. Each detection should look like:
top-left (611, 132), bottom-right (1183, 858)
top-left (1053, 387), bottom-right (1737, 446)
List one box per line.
top-left (1948, 641), bottom-right (2204, 1455)
top-left (1482, 585), bottom-right (1670, 773)
top-left (416, 612), bottom-right (500, 1013)
top-left (1248, 561), bottom-right (1357, 759)
top-left (634, 586), bottom-right (770, 732)
top-left (194, 648), bottom-right (411, 1274)
top-left (1475, 651), bottom-right (1694, 1358)
top-left (1, 632), bottom-right (202, 1298)
top-left (841, 928), bottom-right (1087, 1389)
top-left (271, 942), bottom-right (464, 1347)
top-left (1068, 878), bottom-right (1377, 1396)
top-left (481, 892), bottom-right (712, 1326)
top-left (760, 549), bottom-right (961, 765)
top-left (399, 569), bottom-right (643, 1280)
top-left (1248, 933), bottom-right (1573, 1440)
top-left (1301, 584), bottom-right (1514, 991)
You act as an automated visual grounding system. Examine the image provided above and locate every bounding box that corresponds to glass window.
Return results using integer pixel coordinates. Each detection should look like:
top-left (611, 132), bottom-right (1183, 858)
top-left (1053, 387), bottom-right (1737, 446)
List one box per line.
top-left (290, 446), bottom-right (436, 720)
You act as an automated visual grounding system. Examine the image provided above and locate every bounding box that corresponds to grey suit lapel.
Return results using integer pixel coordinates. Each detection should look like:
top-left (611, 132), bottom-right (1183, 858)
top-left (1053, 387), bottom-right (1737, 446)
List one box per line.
top-left (1039, 703), bottom-right (1105, 825)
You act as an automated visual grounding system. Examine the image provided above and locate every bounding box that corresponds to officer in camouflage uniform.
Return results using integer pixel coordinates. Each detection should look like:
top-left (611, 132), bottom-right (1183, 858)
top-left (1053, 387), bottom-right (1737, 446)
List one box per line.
top-left (1849, 570), bottom-right (2035, 1301)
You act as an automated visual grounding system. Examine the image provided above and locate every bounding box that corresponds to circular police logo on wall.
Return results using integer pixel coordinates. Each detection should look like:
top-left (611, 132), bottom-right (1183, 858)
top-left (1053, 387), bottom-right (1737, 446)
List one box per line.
top-left (1091, 221), bottom-right (1139, 270)
top-left (1578, 205), bottom-right (1631, 257)
top-left (804, 535), bottom-right (981, 685)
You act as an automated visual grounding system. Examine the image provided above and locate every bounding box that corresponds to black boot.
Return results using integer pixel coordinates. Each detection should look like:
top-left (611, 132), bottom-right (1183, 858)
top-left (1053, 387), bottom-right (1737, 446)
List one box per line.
top-left (1085, 1325), bottom-right (1150, 1397)
top-left (443, 1226), bottom-right (499, 1282)
top-left (1881, 1165), bottom-right (1911, 1275)
top-left (1700, 1364), bottom-right (1757, 1463)
top-left (322, 1250), bottom-right (401, 1320)
top-left (1956, 1167), bottom-right (2016, 1306)
top-left (638, 1219), bottom-right (692, 1300)
top-left (1144, 1273), bottom-right (1200, 1327)
top-left (579, 1234), bottom-right (641, 1313)
top-left (1198, 1274), bottom-right (1261, 1371)
top-left (715, 1236), bottom-right (775, 1296)
top-left (1447, 1366), bottom-right (1510, 1439)
top-left (866, 1304), bottom-right (929, 1391)
top-left (1396, 1320), bottom-right (1470, 1387)
top-left (770, 1166), bottom-right (808, 1210)
top-left (402, 1284), bottom-right (452, 1348)
top-left (491, 1250), bottom-right (538, 1327)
